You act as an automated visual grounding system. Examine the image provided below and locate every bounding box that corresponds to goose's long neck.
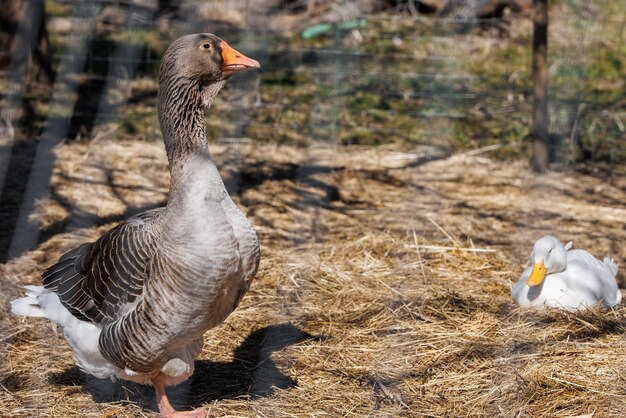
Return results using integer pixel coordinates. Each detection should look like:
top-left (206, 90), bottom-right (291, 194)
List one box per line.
top-left (157, 75), bottom-right (227, 209)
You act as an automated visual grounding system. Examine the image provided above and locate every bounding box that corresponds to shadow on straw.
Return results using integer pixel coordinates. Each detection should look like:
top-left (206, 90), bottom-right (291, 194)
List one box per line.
top-left (47, 323), bottom-right (318, 412)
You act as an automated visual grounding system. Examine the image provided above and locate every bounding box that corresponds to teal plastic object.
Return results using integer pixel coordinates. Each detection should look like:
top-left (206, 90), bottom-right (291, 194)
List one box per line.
top-left (301, 23), bottom-right (332, 39)
top-left (301, 19), bottom-right (366, 39)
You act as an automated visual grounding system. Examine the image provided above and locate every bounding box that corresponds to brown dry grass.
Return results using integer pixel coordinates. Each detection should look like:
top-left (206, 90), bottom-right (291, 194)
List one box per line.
top-left (1, 139), bottom-right (626, 417)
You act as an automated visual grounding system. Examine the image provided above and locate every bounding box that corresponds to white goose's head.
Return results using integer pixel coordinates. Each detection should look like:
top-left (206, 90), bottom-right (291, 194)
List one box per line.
top-left (526, 235), bottom-right (568, 287)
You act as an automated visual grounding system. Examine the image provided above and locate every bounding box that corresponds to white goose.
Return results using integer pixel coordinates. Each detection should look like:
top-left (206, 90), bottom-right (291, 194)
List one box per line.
top-left (11, 34), bottom-right (261, 418)
top-left (512, 235), bottom-right (621, 310)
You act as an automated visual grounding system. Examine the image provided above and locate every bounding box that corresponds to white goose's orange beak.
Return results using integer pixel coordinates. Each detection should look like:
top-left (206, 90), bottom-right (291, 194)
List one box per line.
top-left (526, 260), bottom-right (547, 287)
top-left (220, 41), bottom-right (260, 77)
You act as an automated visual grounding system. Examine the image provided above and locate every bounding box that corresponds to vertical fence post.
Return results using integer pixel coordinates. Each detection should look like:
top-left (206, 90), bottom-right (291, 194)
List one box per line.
top-left (531, 0), bottom-right (549, 172)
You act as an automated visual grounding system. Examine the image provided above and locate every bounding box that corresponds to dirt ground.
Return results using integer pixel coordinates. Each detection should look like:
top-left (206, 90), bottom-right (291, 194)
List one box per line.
top-left (1, 139), bottom-right (625, 417)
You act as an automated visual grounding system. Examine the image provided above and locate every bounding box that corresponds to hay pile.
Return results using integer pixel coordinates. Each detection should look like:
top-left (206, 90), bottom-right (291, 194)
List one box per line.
top-left (1, 139), bottom-right (625, 417)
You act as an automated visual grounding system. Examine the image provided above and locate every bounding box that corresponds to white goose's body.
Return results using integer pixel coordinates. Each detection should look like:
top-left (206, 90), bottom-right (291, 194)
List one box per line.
top-left (11, 34), bottom-right (261, 417)
top-left (512, 236), bottom-right (621, 311)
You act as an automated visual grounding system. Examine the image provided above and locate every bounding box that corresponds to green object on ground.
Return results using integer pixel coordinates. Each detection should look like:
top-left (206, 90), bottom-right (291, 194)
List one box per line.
top-left (301, 23), bottom-right (332, 39)
top-left (301, 19), bottom-right (367, 39)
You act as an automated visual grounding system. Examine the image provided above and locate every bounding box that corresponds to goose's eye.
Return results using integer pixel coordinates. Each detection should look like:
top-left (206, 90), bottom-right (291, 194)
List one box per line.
top-left (202, 43), bottom-right (211, 50)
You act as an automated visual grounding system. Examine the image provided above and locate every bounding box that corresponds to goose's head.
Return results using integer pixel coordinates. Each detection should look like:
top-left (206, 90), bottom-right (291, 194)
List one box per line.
top-left (161, 33), bottom-right (259, 82)
top-left (158, 33), bottom-right (260, 106)
top-left (526, 235), bottom-right (568, 287)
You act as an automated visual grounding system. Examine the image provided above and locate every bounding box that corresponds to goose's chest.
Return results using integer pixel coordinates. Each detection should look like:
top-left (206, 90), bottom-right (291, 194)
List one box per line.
top-left (171, 198), bottom-right (241, 271)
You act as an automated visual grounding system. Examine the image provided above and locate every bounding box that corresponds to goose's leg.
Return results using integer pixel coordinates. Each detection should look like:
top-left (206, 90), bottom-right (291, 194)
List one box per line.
top-left (152, 372), bottom-right (208, 418)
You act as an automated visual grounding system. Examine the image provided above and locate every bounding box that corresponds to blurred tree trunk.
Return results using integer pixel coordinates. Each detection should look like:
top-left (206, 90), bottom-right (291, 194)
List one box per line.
top-left (530, 0), bottom-right (549, 172)
top-left (0, 0), bottom-right (52, 263)
top-left (0, 0), bottom-right (23, 69)
top-left (0, 0), bottom-right (53, 85)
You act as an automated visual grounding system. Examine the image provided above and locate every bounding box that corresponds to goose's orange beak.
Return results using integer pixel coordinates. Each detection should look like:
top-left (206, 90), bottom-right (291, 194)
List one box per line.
top-left (220, 41), bottom-right (260, 77)
top-left (526, 260), bottom-right (547, 287)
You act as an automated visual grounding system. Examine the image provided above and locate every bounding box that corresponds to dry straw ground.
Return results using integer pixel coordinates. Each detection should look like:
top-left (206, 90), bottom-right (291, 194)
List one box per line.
top-left (1, 139), bottom-right (625, 417)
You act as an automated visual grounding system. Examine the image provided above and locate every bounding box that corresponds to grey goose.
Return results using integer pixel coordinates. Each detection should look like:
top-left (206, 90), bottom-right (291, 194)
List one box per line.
top-left (11, 33), bottom-right (261, 418)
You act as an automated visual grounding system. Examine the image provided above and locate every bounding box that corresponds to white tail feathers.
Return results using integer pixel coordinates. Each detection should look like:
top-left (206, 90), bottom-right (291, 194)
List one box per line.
top-left (11, 286), bottom-right (46, 317)
top-left (603, 257), bottom-right (619, 277)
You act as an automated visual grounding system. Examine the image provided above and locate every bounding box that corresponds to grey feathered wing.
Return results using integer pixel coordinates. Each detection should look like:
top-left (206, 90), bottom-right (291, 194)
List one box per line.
top-left (42, 208), bottom-right (163, 325)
